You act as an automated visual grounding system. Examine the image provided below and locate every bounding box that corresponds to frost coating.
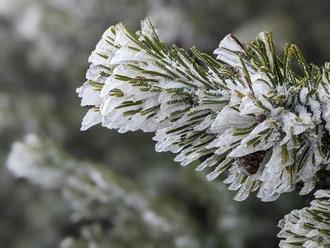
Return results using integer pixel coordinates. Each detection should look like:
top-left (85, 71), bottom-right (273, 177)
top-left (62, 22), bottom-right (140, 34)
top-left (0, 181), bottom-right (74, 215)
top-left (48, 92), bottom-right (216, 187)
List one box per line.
top-left (77, 19), bottom-right (330, 202)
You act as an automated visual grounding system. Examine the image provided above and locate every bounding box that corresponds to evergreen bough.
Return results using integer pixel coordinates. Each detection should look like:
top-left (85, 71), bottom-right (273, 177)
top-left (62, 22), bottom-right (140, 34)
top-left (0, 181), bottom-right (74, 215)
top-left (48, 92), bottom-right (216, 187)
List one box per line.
top-left (77, 19), bottom-right (330, 246)
top-left (278, 190), bottom-right (330, 248)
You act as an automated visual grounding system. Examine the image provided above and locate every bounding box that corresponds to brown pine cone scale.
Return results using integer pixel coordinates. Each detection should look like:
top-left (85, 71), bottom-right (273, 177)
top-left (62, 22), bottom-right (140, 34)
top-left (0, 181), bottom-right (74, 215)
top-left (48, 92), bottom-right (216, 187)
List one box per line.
top-left (237, 151), bottom-right (266, 175)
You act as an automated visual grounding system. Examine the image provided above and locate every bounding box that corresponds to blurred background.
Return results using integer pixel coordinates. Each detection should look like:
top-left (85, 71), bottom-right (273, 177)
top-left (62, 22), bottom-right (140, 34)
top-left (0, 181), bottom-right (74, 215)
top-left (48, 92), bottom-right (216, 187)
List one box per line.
top-left (0, 0), bottom-right (329, 247)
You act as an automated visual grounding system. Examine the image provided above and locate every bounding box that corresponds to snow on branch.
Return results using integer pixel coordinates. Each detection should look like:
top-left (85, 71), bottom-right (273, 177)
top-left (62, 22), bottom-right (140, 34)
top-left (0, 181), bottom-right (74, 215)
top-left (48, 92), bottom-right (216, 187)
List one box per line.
top-left (278, 189), bottom-right (330, 248)
top-left (77, 18), bottom-right (330, 203)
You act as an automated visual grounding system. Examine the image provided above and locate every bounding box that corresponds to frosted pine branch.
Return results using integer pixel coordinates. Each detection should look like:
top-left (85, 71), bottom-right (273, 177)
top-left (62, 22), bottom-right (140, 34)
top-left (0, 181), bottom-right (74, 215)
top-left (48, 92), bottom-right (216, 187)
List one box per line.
top-left (278, 189), bottom-right (330, 248)
top-left (77, 18), bottom-right (330, 202)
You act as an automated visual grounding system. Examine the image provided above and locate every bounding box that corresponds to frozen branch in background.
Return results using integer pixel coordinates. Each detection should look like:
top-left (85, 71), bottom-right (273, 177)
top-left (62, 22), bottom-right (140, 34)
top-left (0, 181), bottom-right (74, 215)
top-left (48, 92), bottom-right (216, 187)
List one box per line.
top-left (278, 189), bottom-right (330, 248)
top-left (77, 19), bottom-right (330, 203)
top-left (6, 135), bottom-right (198, 248)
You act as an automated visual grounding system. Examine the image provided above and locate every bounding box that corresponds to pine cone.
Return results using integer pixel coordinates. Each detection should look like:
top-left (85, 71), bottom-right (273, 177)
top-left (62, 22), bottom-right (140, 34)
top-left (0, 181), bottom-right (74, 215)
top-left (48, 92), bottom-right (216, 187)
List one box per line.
top-left (237, 151), bottom-right (266, 175)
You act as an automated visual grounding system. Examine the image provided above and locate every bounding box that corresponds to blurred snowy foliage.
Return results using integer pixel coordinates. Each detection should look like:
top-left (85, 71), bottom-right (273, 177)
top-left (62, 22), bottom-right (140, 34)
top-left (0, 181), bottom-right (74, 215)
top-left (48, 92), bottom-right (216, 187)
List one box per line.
top-left (7, 135), bottom-right (199, 247)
